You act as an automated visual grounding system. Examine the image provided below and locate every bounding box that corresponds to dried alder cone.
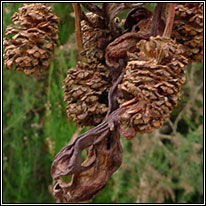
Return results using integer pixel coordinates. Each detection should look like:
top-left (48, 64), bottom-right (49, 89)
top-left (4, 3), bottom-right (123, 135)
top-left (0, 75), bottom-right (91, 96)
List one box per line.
top-left (63, 13), bottom-right (112, 126)
top-left (63, 61), bottom-right (111, 126)
top-left (3, 3), bottom-right (59, 75)
top-left (80, 13), bottom-right (112, 63)
top-left (117, 36), bottom-right (188, 139)
top-left (172, 3), bottom-right (203, 63)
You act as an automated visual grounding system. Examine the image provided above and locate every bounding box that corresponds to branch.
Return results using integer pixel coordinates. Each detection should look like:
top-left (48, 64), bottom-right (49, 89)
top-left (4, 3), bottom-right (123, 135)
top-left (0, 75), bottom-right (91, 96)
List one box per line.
top-left (163, 3), bottom-right (176, 37)
top-left (151, 3), bottom-right (166, 36)
top-left (72, 3), bottom-right (83, 53)
top-left (81, 3), bottom-right (103, 17)
top-left (102, 3), bottom-right (146, 25)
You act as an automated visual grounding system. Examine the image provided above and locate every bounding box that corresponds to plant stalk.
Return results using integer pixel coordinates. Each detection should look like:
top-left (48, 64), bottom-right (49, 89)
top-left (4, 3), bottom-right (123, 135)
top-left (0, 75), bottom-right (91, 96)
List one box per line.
top-left (72, 3), bottom-right (83, 53)
top-left (151, 3), bottom-right (166, 36)
top-left (163, 3), bottom-right (176, 37)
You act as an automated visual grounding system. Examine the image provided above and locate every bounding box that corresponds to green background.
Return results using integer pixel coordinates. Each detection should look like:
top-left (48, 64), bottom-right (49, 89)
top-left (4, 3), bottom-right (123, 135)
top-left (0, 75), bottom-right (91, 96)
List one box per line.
top-left (3, 3), bottom-right (203, 203)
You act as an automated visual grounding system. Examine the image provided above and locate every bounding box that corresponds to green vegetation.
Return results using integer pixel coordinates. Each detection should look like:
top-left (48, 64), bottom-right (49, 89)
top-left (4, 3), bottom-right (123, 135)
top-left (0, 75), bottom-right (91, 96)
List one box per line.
top-left (3, 3), bottom-right (203, 203)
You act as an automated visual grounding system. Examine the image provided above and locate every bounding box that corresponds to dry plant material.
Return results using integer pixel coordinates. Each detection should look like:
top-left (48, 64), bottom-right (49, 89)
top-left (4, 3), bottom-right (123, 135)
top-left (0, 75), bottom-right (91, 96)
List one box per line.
top-left (52, 128), bottom-right (122, 202)
top-left (72, 3), bottom-right (83, 53)
top-left (2, 2), bottom-right (202, 203)
top-left (81, 3), bottom-right (147, 39)
top-left (117, 36), bottom-right (188, 139)
top-left (150, 3), bottom-right (166, 36)
top-left (63, 13), bottom-right (112, 126)
top-left (123, 7), bottom-right (153, 32)
top-left (101, 3), bottom-right (146, 37)
top-left (116, 4), bottom-right (188, 139)
top-left (105, 4), bottom-right (167, 72)
top-left (3, 3), bottom-right (59, 75)
top-left (172, 3), bottom-right (203, 63)
top-left (105, 7), bottom-right (155, 82)
top-left (80, 13), bottom-right (112, 63)
top-left (51, 3), bottom-right (202, 203)
top-left (105, 32), bottom-right (149, 70)
top-left (122, 4), bottom-right (166, 37)
top-left (63, 61), bottom-right (111, 126)
top-left (51, 109), bottom-right (123, 202)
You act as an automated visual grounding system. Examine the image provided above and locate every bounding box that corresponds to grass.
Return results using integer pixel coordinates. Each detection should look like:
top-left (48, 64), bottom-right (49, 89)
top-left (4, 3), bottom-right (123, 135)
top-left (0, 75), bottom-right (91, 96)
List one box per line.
top-left (3, 3), bottom-right (203, 204)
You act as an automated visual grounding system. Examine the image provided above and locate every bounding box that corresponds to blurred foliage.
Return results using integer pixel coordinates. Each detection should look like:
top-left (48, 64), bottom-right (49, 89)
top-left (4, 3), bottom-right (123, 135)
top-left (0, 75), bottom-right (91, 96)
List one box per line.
top-left (3, 3), bottom-right (203, 204)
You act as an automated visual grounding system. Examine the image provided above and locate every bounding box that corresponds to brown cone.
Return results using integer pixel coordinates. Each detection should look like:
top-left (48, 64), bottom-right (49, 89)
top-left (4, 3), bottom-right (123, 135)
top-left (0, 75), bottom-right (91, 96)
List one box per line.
top-left (80, 13), bottom-right (111, 64)
top-left (172, 3), bottom-right (203, 63)
top-left (117, 36), bottom-right (188, 139)
top-left (3, 3), bottom-right (59, 75)
top-left (63, 61), bottom-right (111, 126)
top-left (63, 12), bottom-right (114, 127)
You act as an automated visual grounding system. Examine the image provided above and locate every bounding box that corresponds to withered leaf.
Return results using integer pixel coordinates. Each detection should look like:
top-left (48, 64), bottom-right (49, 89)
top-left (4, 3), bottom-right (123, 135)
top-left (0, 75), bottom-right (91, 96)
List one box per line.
top-left (52, 129), bottom-right (122, 203)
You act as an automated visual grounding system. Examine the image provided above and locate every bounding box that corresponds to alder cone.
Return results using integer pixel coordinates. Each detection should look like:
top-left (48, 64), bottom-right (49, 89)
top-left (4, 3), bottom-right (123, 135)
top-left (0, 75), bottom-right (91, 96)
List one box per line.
top-left (63, 61), bottom-right (111, 126)
top-left (117, 36), bottom-right (188, 139)
top-left (172, 3), bottom-right (203, 63)
top-left (81, 13), bottom-right (111, 63)
top-left (3, 3), bottom-right (59, 75)
top-left (63, 12), bottom-right (113, 126)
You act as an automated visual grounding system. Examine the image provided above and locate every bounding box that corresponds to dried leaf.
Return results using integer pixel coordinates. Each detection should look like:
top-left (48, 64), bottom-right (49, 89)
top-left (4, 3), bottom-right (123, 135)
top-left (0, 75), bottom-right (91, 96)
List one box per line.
top-left (52, 129), bottom-right (122, 203)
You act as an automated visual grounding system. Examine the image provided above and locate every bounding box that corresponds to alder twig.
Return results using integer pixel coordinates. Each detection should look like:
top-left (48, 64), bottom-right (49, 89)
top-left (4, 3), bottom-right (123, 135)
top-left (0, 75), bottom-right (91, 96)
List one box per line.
top-left (151, 3), bottom-right (166, 36)
top-left (81, 3), bottom-right (103, 17)
top-left (163, 3), bottom-right (176, 37)
top-left (72, 3), bottom-right (83, 53)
